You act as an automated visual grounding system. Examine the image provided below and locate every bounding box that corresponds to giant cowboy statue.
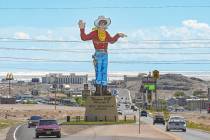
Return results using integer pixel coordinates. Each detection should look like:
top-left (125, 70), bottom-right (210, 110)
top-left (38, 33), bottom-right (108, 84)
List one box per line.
top-left (78, 16), bottom-right (126, 96)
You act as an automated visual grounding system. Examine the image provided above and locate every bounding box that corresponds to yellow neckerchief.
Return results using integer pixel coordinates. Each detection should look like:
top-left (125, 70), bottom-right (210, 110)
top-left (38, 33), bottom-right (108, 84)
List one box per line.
top-left (92, 27), bottom-right (106, 42)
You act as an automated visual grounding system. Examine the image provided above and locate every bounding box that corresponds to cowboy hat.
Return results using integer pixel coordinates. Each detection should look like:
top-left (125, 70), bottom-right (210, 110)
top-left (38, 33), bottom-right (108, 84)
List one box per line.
top-left (94, 16), bottom-right (111, 28)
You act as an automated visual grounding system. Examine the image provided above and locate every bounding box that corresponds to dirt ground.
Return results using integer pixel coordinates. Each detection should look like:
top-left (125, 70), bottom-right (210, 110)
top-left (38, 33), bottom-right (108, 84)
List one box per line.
top-left (0, 104), bottom-right (85, 121)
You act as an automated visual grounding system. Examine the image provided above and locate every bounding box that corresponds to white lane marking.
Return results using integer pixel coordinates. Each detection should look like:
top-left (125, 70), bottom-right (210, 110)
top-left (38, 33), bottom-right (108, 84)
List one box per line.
top-left (13, 125), bottom-right (22, 140)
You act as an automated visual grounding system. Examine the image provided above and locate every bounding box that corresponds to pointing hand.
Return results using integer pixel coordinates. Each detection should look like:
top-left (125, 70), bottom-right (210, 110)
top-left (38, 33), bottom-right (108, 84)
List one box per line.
top-left (118, 33), bottom-right (127, 38)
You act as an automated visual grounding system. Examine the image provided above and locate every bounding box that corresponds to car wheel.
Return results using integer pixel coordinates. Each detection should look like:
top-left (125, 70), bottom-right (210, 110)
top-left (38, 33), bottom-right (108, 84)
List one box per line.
top-left (57, 133), bottom-right (61, 138)
top-left (35, 134), bottom-right (39, 138)
top-left (182, 129), bottom-right (186, 132)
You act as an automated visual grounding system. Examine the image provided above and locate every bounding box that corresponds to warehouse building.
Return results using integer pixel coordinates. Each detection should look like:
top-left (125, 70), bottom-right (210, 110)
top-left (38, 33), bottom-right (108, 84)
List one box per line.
top-left (42, 73), bottom-right (88, 84)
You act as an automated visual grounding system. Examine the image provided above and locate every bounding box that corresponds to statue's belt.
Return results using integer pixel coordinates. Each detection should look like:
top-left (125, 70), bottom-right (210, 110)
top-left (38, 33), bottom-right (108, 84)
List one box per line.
top-left (95, 49), bottom-right (108, 53)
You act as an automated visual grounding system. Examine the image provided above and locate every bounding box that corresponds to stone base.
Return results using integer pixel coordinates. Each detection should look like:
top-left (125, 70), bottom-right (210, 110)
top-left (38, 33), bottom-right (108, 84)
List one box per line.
top-left (85, 96), bottom-right (118, 122)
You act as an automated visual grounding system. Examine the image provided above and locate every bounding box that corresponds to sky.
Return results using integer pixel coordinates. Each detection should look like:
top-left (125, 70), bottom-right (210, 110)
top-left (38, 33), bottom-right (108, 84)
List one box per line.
top-left (0, 0), bottom-right (210, 74)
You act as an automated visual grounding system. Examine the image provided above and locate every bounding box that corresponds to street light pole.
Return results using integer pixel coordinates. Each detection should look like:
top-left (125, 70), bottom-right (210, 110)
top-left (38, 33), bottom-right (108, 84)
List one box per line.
top-left (55, 87), bottom-right (57, 110)
top-left (139, 108), bottom-right (141, 134)
top-left (155, 79), bottom-right (158, 112)
top-left (55, 84), bottom-right (57, 110)
top-left (152, 70), bottom-right (160, 112)
top-left (52, 82), bottom-right (57, 110)
top-left (200, 96), bottom-right (201, 114)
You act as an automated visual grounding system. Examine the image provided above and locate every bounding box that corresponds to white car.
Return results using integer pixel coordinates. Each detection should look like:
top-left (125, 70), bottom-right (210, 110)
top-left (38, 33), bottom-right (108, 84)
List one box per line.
top-left (166, 116), bottom-right (186, 132)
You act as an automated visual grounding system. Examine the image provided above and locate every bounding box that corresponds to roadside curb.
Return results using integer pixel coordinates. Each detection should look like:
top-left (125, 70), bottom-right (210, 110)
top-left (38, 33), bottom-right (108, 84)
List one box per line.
top-left (150, 125), bottom-right (182, 140)
top-left (6, 125), bottom-right (17, 140)
top-left (6, 124), bottom-right (24, 140)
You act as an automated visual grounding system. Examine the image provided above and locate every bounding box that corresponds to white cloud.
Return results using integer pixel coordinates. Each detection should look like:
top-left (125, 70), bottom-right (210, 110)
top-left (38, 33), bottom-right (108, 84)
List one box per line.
top-left (14, 32), bottom-right (30, 39)
top-left (182, 19), bottom-right (210, 32)
top-left (1, 20), bottom-right (210, 62)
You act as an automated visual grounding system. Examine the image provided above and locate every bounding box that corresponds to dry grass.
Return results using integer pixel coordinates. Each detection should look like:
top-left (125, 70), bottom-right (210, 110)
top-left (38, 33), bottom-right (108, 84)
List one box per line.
top-left (187, 121), bottom-right (210, 132)
top-left (0, 104), bottom-right (85, 121)
top-left (0, 119), bottom-right (20, 129)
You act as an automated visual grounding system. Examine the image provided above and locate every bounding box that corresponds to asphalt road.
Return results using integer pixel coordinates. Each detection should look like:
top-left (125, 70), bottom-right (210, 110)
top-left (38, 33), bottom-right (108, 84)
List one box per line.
top-left (14, 117), bottom-right (210, 140)
top-left (141, 116), bottom-right (210, 140)
top-left (13, 124), bottom-right (164, 140)
top-left (14, 124), bottom-right (68, 140)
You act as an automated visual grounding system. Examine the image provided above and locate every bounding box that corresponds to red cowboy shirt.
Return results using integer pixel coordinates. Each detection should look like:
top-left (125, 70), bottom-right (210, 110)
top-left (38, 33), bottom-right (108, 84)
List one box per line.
top-left (80, 28), bottom-right (120, 50)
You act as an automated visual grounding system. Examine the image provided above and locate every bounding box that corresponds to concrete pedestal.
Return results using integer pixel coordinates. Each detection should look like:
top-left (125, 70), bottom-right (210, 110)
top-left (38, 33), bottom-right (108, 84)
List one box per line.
top-left (85, 96), bottom-right (118, 121)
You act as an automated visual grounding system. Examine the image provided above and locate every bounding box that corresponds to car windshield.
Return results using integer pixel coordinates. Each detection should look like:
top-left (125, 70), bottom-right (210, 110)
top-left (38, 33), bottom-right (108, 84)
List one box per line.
top-left (30, 116), bottom-right (42, 120)
top-left (155, 115), bottom-right (163, 118)
top-left (39, 120), bottom-right (58, 125)
top-left (170, 117), bottom-right (185, 122)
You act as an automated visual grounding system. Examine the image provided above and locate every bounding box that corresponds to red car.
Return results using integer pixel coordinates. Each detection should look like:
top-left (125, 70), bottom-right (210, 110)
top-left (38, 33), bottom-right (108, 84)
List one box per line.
top-left (35, 119), bottom-right (61, 138)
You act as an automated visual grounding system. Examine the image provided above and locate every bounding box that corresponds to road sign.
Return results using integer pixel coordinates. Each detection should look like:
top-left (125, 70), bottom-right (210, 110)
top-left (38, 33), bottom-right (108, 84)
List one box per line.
top-left (144, 83), bottom-right (156, 91)
top-left (153, 70), bottom-right (160, 79)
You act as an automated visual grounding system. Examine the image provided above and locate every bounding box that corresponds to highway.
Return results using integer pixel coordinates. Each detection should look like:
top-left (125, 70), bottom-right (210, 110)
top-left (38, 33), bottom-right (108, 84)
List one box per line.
top-left (13, 124), bottom-right (166, 140)
top-left (140, 115), bottom-right (210, 140)
top-left (12, 88), bottom-right (210, 140)
top-left (13, 115), bottom-right (210, 140)
top-left (117, 88), bottom-right (210, 140)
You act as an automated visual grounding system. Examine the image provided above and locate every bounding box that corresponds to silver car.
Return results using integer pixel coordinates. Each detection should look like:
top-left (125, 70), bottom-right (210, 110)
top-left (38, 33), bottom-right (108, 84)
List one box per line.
top-left (166, 116), bottom-right (186, 132)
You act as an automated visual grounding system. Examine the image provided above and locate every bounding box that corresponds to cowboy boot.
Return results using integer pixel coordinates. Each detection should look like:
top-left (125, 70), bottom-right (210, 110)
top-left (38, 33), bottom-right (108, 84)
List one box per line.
top-left (95, 84), bottom-right (101, 96)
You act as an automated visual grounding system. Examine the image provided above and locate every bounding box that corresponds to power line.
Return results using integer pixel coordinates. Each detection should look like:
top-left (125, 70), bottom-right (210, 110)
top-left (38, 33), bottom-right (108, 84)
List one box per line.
top-left (2, 37), bottom-right (210, 42)
top-left (0, 56), bottom-right (209, 64)
top-left (0, 47), bottom-right (210, 55)
top-left (3, 67), bottom-right (210, 77)
top-left (1, 5), bottom-right (210, 10)
top-left (1, 46), bottom-right (210, 52)
top-left (1, 37), bottom-right (210, 45)
top-left (0, 38), bottom-right (83, 43)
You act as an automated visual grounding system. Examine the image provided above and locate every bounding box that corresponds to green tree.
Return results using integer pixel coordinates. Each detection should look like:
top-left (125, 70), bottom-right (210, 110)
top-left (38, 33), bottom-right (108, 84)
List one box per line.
top-left (193, 90), bottom-right (207, 98)
top-left (174, 91), bottom-right (185, 97)
top-left (75, 97), bottom-right (85, 106)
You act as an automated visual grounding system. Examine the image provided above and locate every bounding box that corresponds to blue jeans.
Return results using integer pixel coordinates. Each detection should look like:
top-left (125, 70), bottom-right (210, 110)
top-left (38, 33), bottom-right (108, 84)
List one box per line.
top-left (94, 51), bottom-right (108, 86)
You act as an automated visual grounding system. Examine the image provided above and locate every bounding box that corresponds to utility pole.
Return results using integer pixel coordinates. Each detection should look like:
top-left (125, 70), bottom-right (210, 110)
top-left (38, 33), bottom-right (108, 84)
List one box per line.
top-left (139, 107), bottom-right (141, 134)
top-left (153, 70), bottom-right (160, 112)
top-left (155, 79), bottom-right (158, 111)
top-left (55, 86), bottom-right (57, 110)
top-left (200, 95), bottom-right (202, 114)
top-left (53, 82), bottom-right (57, 110)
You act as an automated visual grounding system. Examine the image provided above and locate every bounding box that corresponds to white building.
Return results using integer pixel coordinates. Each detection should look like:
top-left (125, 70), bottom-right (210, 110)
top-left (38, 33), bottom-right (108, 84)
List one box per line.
top-left (42, 73), bottom-right (88, 84)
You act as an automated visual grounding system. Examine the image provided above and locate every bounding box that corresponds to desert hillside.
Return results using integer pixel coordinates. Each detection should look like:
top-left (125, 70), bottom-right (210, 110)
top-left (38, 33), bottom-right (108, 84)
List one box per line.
top-left (124, 74), bottom-right (210, 99)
